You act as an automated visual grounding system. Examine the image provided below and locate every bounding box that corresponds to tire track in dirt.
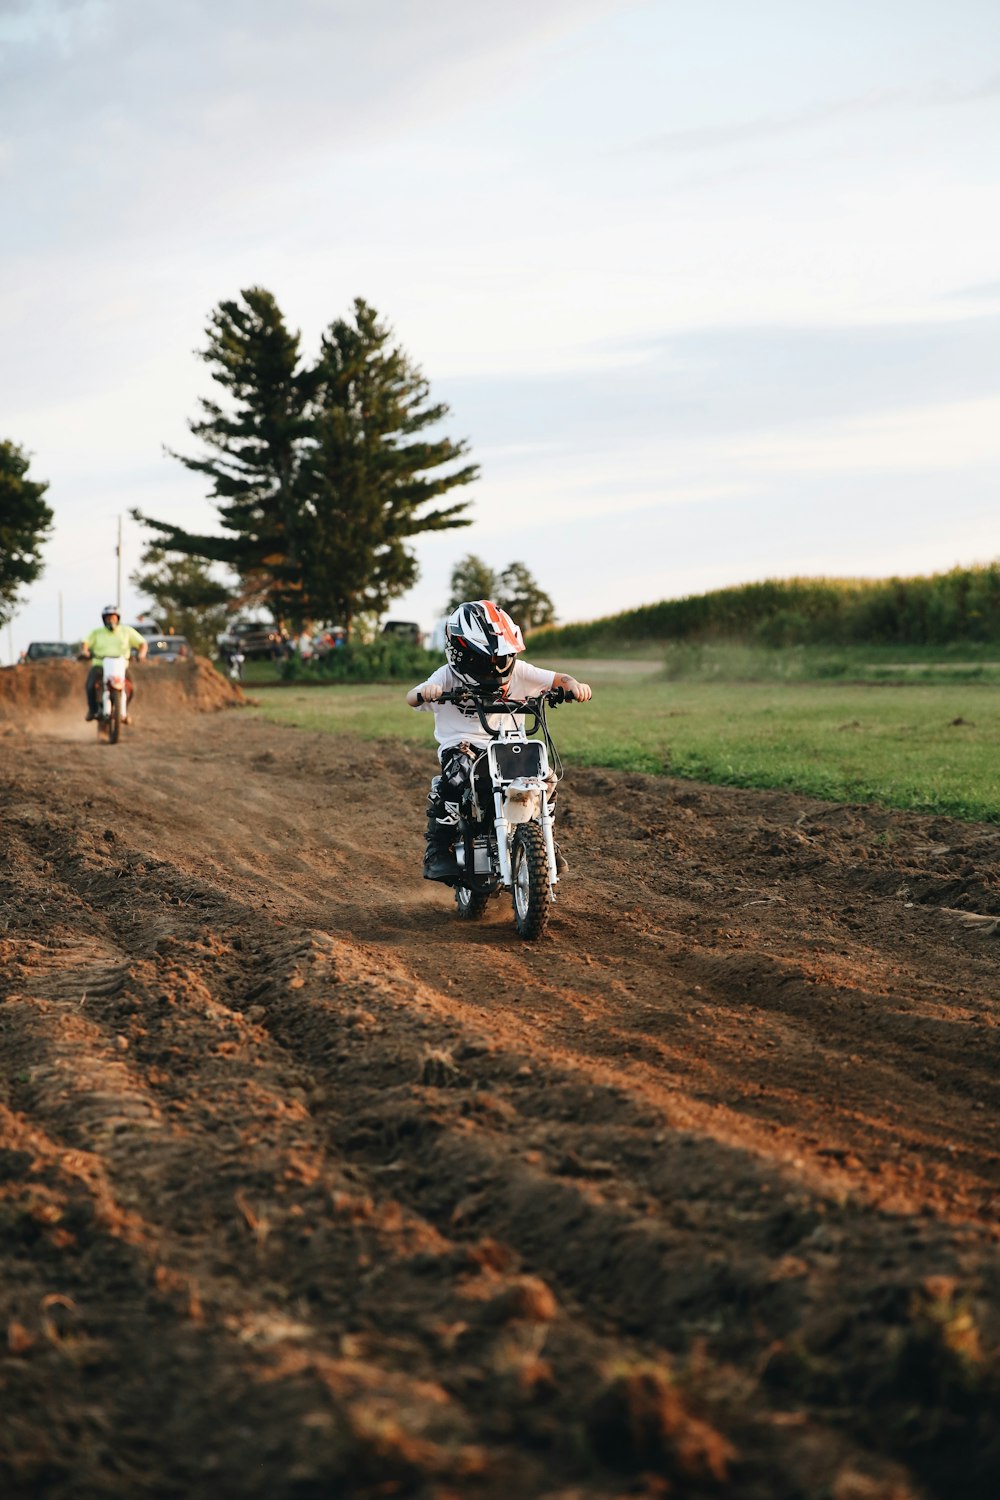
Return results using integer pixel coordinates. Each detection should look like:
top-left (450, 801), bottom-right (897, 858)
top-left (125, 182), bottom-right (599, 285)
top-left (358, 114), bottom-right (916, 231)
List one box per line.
top-left (2, 707), bottom-right (1000, 1498)
top-left (0, 805), bottom-right (527, 1495)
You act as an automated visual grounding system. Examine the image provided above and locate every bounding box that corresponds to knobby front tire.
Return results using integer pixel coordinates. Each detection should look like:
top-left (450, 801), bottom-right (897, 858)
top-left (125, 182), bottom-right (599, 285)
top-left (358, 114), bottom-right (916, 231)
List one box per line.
top-left (511, 823), bottom-right (552, 940)
top-left (108, 691), bottom-right (122, 745)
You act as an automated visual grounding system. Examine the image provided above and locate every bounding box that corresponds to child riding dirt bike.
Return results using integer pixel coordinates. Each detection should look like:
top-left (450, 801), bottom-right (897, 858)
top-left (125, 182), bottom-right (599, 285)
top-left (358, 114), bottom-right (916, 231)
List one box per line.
top-left (80, 606), bottom-right (147, 724)
top-left (406, 600), bottom-right (592, 889)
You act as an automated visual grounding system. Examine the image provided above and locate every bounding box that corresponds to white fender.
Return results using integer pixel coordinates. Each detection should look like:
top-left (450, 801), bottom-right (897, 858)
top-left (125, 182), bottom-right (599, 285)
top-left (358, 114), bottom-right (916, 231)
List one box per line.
top-left (501, 777), bottom-right (543, 824)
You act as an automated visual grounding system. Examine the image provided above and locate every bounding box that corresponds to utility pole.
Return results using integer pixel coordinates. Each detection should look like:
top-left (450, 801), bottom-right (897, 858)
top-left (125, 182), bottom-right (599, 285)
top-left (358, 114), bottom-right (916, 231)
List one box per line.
top-left (59, 591), bottom-right (64, 639)
top-left (116, 515), bottom-right (123, 610)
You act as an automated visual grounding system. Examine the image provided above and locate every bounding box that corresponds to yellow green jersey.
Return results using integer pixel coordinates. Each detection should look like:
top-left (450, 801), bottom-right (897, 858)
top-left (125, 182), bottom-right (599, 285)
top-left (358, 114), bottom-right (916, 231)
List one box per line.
top-left (83, 625), bottom-right (146, 662)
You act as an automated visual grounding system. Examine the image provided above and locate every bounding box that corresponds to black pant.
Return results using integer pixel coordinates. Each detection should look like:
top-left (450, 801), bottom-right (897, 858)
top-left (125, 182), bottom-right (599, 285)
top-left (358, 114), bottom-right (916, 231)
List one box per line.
top-left (86, 664), bottom-right (133, 714)
top-left (428, 743), bottom-right (556, 825)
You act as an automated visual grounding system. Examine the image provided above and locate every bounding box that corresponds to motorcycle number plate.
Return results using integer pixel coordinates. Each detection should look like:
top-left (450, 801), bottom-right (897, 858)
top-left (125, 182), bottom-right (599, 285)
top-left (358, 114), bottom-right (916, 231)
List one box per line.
top-left (493, 741), bottom-right (543, 781)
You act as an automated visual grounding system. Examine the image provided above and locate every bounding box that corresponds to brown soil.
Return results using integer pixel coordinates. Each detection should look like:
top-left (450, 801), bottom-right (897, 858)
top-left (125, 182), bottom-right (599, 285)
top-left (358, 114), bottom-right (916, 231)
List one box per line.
top-left (1, 665), bottom-right (998, 1499)
top-left (0, 656), bottom-right (246, 722)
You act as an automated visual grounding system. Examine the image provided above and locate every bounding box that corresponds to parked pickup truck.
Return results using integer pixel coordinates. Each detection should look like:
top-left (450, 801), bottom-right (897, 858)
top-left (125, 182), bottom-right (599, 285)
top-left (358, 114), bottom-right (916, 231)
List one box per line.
top-left (217, 619), bottom-right (288, 660)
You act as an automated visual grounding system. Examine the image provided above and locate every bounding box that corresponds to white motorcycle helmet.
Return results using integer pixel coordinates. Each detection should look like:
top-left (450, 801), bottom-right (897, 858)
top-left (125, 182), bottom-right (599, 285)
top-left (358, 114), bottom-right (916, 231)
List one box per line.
top-left (445, 600), bottom-right (525, 687)
top-left (101, 604), bottom-right (121, 627)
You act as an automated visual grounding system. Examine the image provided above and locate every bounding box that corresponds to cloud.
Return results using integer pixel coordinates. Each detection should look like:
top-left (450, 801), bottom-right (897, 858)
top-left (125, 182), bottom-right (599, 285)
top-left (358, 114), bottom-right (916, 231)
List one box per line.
top-left (631, 74), bottom-right (1000, 156)
top-left (442, 313), bottom-right (1000, 459)
top-left (11, 0), bottom-right (624, 313)
top-left (949, 280), bottom-right (1000, 302)
top-left (634, 93), bottom-right (902, 155)
top-left (1, 0), bottom-right (628, 253)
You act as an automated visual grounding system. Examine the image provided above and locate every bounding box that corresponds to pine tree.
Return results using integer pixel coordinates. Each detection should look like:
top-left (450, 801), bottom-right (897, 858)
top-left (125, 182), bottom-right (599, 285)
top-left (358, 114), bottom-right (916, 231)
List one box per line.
top-left (140, 291), bottom-right (475, 636)
top-left (301, 298), bottom-right (475, 637)
top-left (135, 287), bottom-right (313, 622)
top-left (0, 440), bottom-right (54, 628)
top-left (129, 544), bottom-right (234, 656)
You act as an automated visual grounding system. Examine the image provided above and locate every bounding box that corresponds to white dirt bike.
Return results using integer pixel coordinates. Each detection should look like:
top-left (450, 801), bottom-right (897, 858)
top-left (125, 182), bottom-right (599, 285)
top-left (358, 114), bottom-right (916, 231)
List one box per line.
top-left (420, 687), bottom-right (578, 940)
top-left (96, 656), bottom-right (128, 744)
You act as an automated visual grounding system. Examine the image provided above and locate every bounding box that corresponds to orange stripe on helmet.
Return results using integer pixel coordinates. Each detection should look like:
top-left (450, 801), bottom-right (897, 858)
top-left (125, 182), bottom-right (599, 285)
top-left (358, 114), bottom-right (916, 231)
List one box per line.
top-left (482, 600), bottom-right (523, 652)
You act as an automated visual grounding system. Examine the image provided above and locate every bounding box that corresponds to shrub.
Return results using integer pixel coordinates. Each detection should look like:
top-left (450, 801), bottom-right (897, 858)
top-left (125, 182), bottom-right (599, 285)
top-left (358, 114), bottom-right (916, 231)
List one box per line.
top-left (281, 641), bottom-right (441, 683)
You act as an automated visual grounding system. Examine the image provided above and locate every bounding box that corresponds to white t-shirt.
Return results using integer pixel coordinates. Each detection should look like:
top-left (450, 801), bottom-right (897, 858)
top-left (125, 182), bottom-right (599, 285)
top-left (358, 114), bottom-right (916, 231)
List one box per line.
top-left (414, 661), bottom-right (557, 756)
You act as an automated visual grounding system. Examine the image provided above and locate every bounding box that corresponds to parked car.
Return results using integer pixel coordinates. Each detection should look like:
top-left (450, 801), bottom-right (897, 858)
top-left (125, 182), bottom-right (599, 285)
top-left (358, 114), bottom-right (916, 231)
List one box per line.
top-left (24, 641), bottom-right (78, 662)
top-left (143, 635), bottom-right (191, 664)
top-left (129, 617), bottom-right (164, 639)
top-left (381, 620), bottom-right (424, 647)
top-left (217, 619), bottom-right (288, 660)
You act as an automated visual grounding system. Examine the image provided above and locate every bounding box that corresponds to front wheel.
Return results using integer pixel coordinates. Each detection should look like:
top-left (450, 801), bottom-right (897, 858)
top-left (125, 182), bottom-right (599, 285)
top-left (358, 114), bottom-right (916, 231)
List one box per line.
top-left (108, 689), bottom-right (123, 744)
top-left (511, 823), bottom-right (552, 940)
top-left (455, 885), bottom-right (490, 921)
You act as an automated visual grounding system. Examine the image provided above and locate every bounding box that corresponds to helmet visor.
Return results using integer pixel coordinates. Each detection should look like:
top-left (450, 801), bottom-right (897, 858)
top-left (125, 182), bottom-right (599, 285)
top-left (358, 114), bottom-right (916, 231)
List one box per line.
top-left (463, 651), bottom-right (515, 687)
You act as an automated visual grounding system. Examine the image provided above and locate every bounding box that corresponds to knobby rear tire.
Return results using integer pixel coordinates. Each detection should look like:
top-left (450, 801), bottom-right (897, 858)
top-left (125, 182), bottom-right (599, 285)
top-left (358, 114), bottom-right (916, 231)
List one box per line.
top-left (511, 822), bottom-right (551, 940)
top-left (455, 885), bottom-right (490, 921)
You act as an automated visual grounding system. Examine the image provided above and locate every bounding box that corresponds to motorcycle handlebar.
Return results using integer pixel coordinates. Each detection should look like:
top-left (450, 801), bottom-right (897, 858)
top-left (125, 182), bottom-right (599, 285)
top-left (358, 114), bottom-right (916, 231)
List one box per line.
top-left (415, 687), bottom-right (576, 709)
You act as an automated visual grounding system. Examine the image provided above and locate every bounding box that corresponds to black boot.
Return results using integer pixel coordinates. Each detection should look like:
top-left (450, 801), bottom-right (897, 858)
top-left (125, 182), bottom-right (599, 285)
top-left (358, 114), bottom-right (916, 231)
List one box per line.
top-left (423, 822), bottom-right (458, 884)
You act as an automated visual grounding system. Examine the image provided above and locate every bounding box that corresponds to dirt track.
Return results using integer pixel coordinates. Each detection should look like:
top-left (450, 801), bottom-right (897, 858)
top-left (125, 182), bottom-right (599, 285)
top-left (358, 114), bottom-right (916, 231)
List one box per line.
top-left (1, 663), bottom-right (999, 1498)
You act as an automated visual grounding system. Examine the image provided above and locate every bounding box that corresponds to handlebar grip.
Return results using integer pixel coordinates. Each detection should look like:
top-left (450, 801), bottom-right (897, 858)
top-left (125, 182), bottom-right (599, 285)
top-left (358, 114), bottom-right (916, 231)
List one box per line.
top-left (415, 692), bottom-right (424, 705)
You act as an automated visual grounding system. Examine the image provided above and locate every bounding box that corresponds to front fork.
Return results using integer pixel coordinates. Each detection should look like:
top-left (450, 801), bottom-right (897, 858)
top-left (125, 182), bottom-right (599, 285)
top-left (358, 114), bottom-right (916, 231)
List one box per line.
top-left (493, 790), bottom-right (558, 890)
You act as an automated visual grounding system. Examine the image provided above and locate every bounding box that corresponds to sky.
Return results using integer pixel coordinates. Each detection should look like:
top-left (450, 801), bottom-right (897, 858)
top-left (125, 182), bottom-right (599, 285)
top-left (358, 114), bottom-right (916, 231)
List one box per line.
top-left (2, 0), bottom-right (1000, 656)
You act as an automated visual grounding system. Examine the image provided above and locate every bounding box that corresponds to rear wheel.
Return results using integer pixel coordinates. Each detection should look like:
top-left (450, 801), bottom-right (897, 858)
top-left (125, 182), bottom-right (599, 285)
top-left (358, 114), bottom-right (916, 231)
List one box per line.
top-left (511, 823), bottom-right (551, 940)
top-left (455, 885), bottom-right (490, 920)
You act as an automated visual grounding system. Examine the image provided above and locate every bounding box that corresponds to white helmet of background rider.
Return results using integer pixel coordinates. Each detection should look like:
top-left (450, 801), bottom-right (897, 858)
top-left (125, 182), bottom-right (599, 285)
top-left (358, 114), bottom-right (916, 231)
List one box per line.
top-left (101, 604), bottom-right (121, 627)
top-left (445, 600), bottom-right (525, 687)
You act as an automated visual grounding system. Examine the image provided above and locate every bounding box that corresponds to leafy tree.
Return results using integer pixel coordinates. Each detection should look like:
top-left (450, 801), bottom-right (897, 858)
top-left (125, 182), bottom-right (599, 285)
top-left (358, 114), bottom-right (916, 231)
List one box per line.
top-left (299, 297), bottom-right (476, 637)
top-left (496, 561), bottom-right (555, 631)
top-left (135, 287), bottom-right (314, 623)
top-left (446, 553), bottom-right (496, 610)
top-left (130, 544), bottom-right (234, 656)
top-left (445, 554), bottom-right (556, 630)
top-left (0, 440), bottom-right (54, 628)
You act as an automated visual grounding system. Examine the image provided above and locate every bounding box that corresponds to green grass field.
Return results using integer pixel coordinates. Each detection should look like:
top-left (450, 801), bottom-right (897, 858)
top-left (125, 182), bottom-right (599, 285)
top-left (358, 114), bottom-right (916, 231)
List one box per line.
top-left (248, 657), bottom-right (1000, 822)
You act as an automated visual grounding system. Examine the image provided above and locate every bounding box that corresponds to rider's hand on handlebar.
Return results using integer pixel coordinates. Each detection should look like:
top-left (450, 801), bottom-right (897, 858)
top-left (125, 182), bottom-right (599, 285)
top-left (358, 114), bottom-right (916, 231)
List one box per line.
top-left (561, 676), bottom-right (592, 702)
top-left (419, 682), bottom-right (444, 702)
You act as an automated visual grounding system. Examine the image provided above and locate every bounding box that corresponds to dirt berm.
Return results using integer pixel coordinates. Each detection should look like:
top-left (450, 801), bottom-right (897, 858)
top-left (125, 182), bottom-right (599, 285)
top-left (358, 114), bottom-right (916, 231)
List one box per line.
top-left (0, 672), bottom-right (998, 1499)
top-left (0, 656), bottom-right (245, 722)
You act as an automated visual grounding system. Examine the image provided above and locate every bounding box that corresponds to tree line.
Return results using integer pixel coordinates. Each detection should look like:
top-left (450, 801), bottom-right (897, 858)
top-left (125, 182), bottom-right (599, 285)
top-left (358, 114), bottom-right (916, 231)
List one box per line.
top-left (527, 567), bottom-right (1000, 651)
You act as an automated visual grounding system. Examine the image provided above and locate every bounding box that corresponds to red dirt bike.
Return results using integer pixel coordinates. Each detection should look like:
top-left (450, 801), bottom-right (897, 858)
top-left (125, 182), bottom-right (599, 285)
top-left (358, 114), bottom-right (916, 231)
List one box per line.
top-left (419, 687), bottom-right (579, 940)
